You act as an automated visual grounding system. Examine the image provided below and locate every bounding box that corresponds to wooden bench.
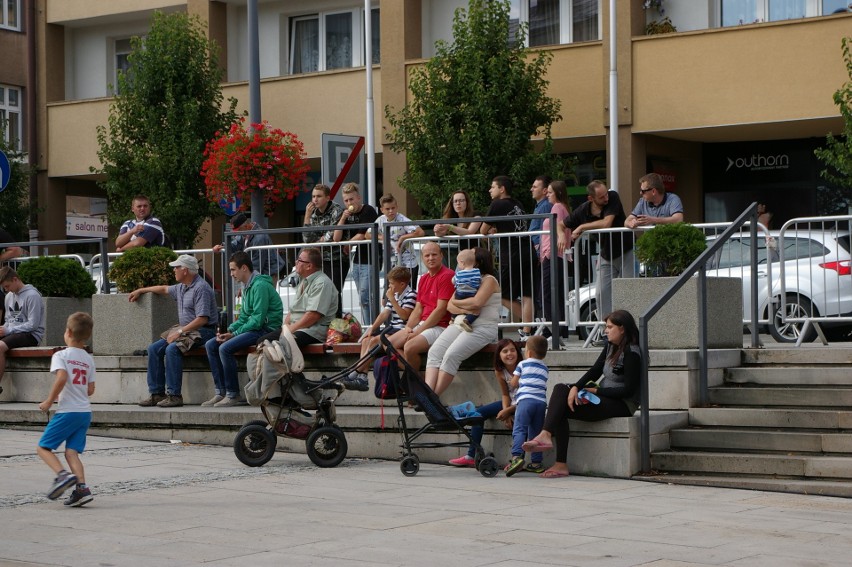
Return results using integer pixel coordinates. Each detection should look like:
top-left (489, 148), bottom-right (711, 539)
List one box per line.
top-left (7, 346), bottom-right (93, 358)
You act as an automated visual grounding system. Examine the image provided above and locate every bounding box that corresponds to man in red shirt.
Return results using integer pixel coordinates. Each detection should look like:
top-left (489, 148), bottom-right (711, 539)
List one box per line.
top-left (391, 242), bottom-right (454, 371)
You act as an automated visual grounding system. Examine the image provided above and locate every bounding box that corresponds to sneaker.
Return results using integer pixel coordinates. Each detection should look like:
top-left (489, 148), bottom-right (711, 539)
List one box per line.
top-left (47, 471), bottom-right (77, 500)
top-left (504, 456), bottom-right (525, 477)
top-left (459, 319), bottom-right (473, 333)
top-left (518, 330), bottom-right (531, 342)
top-left (453, 314), bottom-right (466, 328)
top-left (64, 487), bottom-right (93, 507)
top-left (201, 395), bottom-right (224, 407)
top-left (448, 455), bottom-right (476, 467)
top-left (524, 462), bottom-right (546, 474)
top-left (138, 394), bottom-right (166, 407)
top-left (213, 396), bottom-right (240, 407)
top-left (156, 395), bottom-right (183, 408)
top-left (341, 373), bottom-right (369, 392)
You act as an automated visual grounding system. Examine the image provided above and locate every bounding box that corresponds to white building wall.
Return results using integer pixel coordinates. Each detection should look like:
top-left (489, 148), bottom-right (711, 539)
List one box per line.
top-left (422, 0), bottom-right (467, 58)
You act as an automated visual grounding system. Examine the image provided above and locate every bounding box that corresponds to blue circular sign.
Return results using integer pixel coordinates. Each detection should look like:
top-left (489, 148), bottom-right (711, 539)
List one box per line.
top-left (0, 150), bottom-right (11, 192)
top-left (219, 197), bottom-right (242, 216)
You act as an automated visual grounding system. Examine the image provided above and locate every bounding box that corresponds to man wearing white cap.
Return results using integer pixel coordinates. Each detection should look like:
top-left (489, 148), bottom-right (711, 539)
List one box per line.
top-left (129, 254), bottom-right (218, 408)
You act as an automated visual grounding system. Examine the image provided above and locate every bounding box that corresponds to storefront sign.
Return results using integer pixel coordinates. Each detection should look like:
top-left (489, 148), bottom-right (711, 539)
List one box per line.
top-left (66, 215), bottom-right (109, 238)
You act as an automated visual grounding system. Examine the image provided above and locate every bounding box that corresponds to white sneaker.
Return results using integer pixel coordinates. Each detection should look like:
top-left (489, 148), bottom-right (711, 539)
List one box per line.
top-left (201, 395), bottom-right (224, 407)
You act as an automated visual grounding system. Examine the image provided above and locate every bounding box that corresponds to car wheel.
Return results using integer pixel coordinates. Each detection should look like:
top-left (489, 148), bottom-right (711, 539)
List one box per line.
top-left (769, 294), bottom-right (818, 343)
top-left (577, 300), bottom-right (598, 340)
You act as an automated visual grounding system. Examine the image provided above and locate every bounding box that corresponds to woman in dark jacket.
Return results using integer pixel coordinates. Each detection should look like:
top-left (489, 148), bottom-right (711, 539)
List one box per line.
top-left (522, 309), bottom-right (641, 478)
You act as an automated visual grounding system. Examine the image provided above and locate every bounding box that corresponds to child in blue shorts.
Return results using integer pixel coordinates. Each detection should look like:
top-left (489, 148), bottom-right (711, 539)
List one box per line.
top-left (36, 312), bottom-right (96, 506)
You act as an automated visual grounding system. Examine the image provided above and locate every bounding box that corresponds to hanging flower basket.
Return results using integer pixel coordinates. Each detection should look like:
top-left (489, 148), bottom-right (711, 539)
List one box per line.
top-left (201, 118), bottom-right (310, 213)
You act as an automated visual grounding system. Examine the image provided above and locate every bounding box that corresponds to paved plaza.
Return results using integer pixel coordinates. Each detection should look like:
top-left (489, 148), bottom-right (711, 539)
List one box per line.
top-left (1, 427), bottom-right (850, 567)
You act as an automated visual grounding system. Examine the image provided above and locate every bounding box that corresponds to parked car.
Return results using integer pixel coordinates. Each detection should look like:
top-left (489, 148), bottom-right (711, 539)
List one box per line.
top-left (567, 229), bottom-right (852, 343)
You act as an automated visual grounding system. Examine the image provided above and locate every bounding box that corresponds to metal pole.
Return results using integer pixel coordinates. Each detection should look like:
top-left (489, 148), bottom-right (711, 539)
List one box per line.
top-left (608, 0), bottom-right (619, 192)
top-left (639, 316), bottom-right (650, 472)
top-left (248, 0), bottom-right (265, 226)
top-left (698, 266), bottom-right (708, 406)
top-left (364, 0), bottom-right (377, 208)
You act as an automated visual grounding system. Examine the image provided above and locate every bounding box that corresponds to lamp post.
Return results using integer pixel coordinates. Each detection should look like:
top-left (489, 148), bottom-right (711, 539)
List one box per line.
top-left (608, 0), bottom-right (619, 192)
top-left (248, 0), bottom-right (264, 226)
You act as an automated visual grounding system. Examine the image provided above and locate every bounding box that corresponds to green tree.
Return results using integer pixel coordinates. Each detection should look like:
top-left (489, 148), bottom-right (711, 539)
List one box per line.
top-left (93, 11), bottom-right (239, 249)
top-left (384, 0), bottom-right (564, 216)
top-left (815, 36), bottom-right (852, 206)
top-left (0, 132), bottom-right (33, 241)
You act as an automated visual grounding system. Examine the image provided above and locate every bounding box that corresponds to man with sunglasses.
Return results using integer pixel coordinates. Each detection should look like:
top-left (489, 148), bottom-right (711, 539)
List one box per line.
top-left (624, 173), bottom-right (684, 229)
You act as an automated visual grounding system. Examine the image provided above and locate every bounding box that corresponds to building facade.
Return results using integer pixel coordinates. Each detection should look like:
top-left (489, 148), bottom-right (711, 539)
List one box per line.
top-left (33, 0), bottom-right (852, 247)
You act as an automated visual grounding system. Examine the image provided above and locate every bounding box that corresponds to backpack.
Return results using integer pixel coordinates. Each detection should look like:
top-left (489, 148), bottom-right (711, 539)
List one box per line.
top-left (373, 355), bottom-right (400, 400)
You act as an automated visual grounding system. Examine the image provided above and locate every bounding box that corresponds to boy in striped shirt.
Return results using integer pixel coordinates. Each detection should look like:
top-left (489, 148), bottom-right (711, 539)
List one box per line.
top-left (505, 335), bottom-right (549, 476)
top-left (344, 267), bottom-right (417, 391)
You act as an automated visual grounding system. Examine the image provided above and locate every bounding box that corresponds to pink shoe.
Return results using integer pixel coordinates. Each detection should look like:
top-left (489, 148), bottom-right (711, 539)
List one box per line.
top-left (448, 455), bottom-right (476, 467)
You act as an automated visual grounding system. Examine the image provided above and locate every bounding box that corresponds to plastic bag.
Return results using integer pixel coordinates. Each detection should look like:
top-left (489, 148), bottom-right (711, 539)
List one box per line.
top-left (324, 312), bottom-right (363, 346)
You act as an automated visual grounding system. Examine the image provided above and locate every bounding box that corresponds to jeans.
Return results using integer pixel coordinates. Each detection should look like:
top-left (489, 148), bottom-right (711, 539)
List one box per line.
top-left (147, 327), bottom-right (216, 396)
top-left (466, 400), bottom-right (503, 458)
top-left (206, 329), bottom-right (269, 398)
top-left (596, 249), bottom-right (636, 320)
top-left (512, 398), bottom-right (546, 463)
top-left (349, 262), bottom-right (375, 324)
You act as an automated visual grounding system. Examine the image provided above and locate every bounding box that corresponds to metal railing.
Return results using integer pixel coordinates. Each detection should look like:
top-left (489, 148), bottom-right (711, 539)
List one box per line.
top-left (637, 203), bottom-right (761, 472)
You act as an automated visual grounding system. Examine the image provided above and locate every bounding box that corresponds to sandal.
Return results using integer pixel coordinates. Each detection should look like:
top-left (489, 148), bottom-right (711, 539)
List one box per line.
top-left (524, 462), bottom-right (545, 474)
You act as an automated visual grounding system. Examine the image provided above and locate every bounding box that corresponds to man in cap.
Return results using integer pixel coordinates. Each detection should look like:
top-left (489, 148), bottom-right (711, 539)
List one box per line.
top-left (214, 212), bottom-right (284, 280)
top-left (129, 254), bottom-right (219, 408)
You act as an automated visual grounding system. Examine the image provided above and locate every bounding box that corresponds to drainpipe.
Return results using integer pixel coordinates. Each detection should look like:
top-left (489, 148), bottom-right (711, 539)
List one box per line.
top-left (27, 0), bottom-right (38, 243)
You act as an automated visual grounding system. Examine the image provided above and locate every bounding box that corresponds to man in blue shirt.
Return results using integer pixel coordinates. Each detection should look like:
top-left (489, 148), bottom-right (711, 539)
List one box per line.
top-left (625, 173), bottom-right (684, 228)
top-left (115, 195), bottom-right (166, 251)
top-left (529, 176), bottom-right (552, 321)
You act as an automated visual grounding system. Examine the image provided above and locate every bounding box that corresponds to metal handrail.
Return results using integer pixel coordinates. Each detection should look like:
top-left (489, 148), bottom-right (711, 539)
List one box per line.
top-left (638, 203), bottom-right (760, 473)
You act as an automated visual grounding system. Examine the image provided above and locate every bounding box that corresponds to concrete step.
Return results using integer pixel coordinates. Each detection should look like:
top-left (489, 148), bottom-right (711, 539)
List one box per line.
top-left (742, 347), bottom-right (852, 366)
top-left (636, 474), bottom-right (852, 498)
top-left (725, 366), bottom-right (852, 386)
top-left (670, 428), bottom-right (852, 454)
top-left (706, 386), bottom-right (852, 408)
top-left (688, 407), bottom-right (852, 429)
top-left (651, 450), bottom-right (852, 480)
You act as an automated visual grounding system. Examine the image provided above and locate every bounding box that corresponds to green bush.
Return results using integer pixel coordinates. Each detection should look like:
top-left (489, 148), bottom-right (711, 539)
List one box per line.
top-left (635, 223), bottom-right (707, 277)
top-left (109, 247), bottom-right (178, 293)
top-left (16, 257), bottom-right (97, 299)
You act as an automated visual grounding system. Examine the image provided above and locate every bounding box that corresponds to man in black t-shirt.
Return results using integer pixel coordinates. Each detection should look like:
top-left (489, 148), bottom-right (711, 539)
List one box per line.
top-left (558, 180), bottom-right (635, 320)
top-left (480, 175), bottom-right (538, 340)
top-left (333, 183), bottom-right (380, 323)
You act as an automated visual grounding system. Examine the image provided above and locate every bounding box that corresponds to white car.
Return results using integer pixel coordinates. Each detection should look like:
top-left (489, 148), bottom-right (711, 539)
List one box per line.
top-left (567, 229), bottom-right (852, 343)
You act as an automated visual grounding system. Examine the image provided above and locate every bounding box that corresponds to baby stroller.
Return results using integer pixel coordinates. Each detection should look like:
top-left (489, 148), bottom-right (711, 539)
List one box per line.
top-left (379, 332), bottom-right (500, 478)
top-left (233, 328), bottom-right (373, 468)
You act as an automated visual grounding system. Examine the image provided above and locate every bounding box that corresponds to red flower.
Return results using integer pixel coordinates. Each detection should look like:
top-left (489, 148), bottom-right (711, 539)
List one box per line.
top-left (201, 117), bottom-right (309, 214)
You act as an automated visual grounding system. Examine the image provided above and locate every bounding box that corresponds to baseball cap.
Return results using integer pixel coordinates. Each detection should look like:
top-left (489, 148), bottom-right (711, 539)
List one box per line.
top-left (169, 254), bottom-right (198, 271)
top-left (230, 212), bottom-right (248, 229)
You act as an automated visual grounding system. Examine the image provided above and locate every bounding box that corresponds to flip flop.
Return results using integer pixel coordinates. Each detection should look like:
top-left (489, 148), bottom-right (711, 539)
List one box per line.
top-left (522, 439), bottom-right (553, 452)
top-left (541, 469), bottom-right (569, 479)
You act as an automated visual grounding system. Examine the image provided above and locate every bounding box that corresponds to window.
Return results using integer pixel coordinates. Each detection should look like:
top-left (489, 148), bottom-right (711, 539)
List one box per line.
top-left (114, 38), bottom-right (133, 94)
top-left (1, 0), bottom-right (20, 31)
top-left (288, 7), bottom-right (380, 75)
top-left (720, 0), bottom-right (846, 26)
top-left (509, 0), bottom-right (600, 46)
top-left (0, 85), bottom-right (22, 151)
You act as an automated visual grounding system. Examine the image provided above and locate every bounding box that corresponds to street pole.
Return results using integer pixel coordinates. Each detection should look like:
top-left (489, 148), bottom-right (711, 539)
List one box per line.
top-left (364, 0), bottom-right (376, 207)
top-left (608, 0), bottom-right (619, 192)
top-left (248, 0), bottom-right (265, 226)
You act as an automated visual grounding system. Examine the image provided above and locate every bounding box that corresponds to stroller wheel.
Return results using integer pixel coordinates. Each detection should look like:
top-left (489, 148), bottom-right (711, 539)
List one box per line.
top-left (306, 426), bottom-right (348, 468)
top-left (477, 456), bottom-right (499, 478)
top-left (233, 423), bottom-right (277, 467)
top-left (400, 454), bottom-right (420, 477)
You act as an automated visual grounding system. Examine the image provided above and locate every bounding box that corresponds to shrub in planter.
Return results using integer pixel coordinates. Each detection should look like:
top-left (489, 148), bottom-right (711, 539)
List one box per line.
top-left (635, 223), bottom-right (706, 277)
top-left (109, 247), bottom-right (178, 292)
top-left (16, 257), bottom-right (97, 298)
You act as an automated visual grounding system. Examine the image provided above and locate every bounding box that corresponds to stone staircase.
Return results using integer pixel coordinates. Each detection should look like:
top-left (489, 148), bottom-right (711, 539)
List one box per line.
top-left (649, 347), bottom-right (852, 497)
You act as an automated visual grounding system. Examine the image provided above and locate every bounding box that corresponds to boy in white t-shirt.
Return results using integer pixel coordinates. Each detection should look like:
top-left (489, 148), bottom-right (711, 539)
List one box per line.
top-left (369, 194), bottom-right (425, 288)
top-left (36, 312), bottom-right (97, 507)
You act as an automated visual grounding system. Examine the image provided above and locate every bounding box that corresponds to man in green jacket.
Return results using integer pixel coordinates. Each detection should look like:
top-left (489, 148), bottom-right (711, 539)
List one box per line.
top-left (204, 251), bottom-right (283, 407)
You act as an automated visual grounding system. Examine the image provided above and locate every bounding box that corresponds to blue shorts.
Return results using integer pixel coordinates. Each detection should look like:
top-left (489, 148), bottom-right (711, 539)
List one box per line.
top-left (38, 412), bottom-right (92, 453)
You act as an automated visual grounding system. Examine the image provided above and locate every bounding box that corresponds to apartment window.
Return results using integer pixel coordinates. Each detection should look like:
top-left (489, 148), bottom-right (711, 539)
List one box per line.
top-left (509, 0), bottom-right (600, 47)
top-left (720, 0), bottom-right (845, 25)
top-left (1, 0), bottom-right (20, 31)
top-left (113, 38), bottom-right (133, 94)
top-left (0, 85), bottom-right (22, 151)
top-left (288, 7), bottom-right (380, 75)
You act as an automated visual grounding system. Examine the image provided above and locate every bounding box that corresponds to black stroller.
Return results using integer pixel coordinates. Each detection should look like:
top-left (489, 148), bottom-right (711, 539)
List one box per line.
top-left (379, 332), bottom-right (500, 478)
top-left (233, 335), bottom-right (377, 468)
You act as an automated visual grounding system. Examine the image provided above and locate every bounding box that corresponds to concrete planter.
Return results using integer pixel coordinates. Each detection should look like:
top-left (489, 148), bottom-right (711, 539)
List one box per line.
top-left (92, 293), bottom-right (178, 355)
top-left (42, 297), bottom-right (93, 346)
top-left (612, 277), bottom-right (742, 349)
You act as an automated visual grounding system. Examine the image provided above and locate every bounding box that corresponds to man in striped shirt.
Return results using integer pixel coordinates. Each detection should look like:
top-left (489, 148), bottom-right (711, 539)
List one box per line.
top-left (506, 335), bottom-right (549, 476)
top-left (115, 195), bottom-right (166, 251)
top-left (344, 266), bottom-right (416, 391)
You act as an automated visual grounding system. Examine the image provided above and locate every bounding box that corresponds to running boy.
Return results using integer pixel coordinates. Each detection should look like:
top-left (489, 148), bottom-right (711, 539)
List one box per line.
top-left (451, 248), bottom-right (481, 332)
top-left (36, 312), bottom-right (96, 506)
top-left (369, 194), bottom-right (425, 288)
top-left (505, 334), bottom-right (548, 476)
top-left (344, 266), bottom-right (416, 391)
